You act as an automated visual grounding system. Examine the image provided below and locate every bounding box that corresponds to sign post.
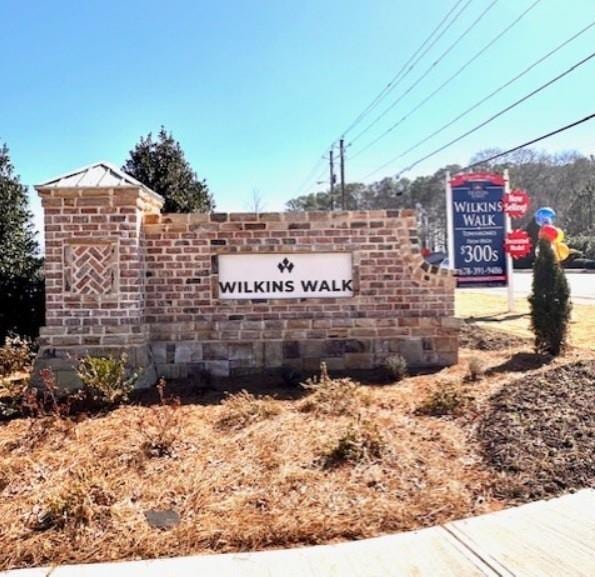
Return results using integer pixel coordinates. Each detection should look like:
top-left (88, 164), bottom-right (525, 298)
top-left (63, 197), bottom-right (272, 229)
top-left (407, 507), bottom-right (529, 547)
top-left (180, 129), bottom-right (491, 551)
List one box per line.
top-left (503, 169), bottom-right (515, 312)
top-left (445, 172), bottom-right (455, 273)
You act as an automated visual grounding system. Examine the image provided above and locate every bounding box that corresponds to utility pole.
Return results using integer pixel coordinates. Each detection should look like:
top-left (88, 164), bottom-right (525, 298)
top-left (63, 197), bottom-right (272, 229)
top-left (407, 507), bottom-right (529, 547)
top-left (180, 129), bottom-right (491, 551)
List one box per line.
top-left (329, 148), bottom-right (335, 210)
top-left (339, 138), bottom-right (346, 210)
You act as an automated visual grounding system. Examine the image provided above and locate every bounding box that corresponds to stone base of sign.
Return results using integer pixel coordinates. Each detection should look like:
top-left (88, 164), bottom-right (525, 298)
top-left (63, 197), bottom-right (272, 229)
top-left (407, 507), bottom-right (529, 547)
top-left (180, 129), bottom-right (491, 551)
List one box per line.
top-left (150, 316), bottom-right (459, 380)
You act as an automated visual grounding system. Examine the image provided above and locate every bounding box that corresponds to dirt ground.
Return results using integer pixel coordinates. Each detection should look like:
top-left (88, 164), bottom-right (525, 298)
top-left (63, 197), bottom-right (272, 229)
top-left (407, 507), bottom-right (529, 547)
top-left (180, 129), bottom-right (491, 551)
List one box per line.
top-left (0, 324), bottom-right (593, 571)
top-left (479, 359), bottom-right (595, 501)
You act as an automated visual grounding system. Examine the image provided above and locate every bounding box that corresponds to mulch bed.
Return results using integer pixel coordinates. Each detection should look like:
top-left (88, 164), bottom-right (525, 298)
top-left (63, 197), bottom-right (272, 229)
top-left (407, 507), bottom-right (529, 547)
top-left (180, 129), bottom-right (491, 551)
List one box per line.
top-left (2, 332), bottom-right (593, 571)
top-left (459, 322), bottom-right (531, 351)
top-left (479, 360), bottom-right (595, 502)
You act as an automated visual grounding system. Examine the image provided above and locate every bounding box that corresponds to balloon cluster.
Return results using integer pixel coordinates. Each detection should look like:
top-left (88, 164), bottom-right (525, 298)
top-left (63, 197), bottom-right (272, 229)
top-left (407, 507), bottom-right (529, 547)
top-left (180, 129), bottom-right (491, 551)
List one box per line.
top-left (535, 207), bottom-right (569, 261)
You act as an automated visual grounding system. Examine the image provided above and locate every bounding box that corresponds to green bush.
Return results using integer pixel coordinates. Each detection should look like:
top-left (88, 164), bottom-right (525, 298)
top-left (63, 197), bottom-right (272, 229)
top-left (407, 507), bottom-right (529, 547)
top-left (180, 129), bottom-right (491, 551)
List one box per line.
top-left (528, 239), bottom-right (572, 356)
top-left (77, 354), bottom-right (138, 404)
top-left (566, 233), bottom-right (595, 260)
top-left (384, 354), bottom-right (408, 381)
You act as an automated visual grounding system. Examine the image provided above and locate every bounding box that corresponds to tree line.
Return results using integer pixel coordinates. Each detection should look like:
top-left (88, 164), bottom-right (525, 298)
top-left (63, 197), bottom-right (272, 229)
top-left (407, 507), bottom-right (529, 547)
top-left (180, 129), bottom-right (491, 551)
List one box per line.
top-left (1, 127), bottom-right (593, 341)
top-left (286, 148), bottom-right (595, 261)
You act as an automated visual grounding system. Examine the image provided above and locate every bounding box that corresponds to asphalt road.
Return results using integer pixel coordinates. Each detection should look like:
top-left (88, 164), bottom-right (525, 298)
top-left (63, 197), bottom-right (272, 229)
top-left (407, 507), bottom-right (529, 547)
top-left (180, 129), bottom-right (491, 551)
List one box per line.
top-left (461, 271), bottom-right (594, 305)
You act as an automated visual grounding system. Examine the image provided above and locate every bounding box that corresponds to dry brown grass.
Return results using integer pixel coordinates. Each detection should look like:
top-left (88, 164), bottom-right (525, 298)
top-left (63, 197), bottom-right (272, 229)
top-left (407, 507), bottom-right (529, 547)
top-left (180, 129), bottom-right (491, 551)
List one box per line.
top-left (456, 291), bottom-right (595, 349)
top-left (2, 340), bottom-right (592, 571)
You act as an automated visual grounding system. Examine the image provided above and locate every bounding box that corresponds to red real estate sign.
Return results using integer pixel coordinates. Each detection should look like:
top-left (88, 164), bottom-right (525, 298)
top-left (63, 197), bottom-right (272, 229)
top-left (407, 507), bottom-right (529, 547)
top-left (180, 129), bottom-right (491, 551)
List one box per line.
top-left (504, 229), bottom-right (532, 260)
top-left (503, 189), bottom-right (530, 219)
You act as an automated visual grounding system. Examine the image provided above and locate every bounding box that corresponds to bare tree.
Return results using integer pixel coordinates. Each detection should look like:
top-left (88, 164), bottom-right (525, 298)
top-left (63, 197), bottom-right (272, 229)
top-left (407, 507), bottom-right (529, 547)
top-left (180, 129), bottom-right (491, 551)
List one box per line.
top-left (246, 188), bottom-right (265, 214)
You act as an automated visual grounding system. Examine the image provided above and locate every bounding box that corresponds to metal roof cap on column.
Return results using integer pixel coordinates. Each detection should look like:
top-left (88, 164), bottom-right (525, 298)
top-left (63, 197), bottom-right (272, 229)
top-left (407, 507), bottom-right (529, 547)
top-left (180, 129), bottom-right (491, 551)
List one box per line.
top-left (35, 161), bottom-right (164, 204)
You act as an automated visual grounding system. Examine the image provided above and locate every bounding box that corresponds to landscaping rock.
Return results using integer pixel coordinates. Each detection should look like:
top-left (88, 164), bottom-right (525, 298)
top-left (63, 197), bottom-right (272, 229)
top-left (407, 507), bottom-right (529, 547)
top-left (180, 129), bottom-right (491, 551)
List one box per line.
top-left (144, 509), bottom-right (181, 530)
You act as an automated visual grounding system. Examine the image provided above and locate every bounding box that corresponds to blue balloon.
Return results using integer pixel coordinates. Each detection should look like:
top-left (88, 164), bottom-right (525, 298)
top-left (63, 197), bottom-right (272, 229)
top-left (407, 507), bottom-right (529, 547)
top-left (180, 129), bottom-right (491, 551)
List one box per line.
top-left (534, 207), bottom-right (556, 226)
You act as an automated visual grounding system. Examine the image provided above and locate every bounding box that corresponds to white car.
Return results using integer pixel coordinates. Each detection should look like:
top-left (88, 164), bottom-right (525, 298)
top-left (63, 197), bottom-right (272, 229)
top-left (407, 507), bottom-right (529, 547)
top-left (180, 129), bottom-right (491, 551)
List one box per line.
top-left (439, 257), bottom-right (450, 270)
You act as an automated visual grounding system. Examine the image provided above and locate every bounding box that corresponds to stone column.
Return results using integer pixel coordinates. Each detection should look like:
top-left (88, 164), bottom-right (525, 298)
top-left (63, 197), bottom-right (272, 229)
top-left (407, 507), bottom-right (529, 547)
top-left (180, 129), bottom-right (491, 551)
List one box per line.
top-left (34, 182), bottom-right (164, 388)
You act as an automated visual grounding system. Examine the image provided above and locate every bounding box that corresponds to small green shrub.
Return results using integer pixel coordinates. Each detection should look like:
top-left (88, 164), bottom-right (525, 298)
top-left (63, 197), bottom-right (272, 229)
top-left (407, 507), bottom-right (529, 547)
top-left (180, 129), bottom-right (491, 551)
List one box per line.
top-left (299, 362), bottom-right (366, 416)
top-left (324, 420), bottom-right (385, 467)
top-left (566, 232), bottom-right (595, 260)
top-left (77, 354), bottom-right (138, 404)
top-left (385, 354), bottom-right (408, 381)
top-left (415, 383), bottom-right (469, 417)
top-left (529, 239), bottom-right (572, 356)
top-left (466, 357), bottom-right (485, 382)
top-left (0, 335), bottom-right (33, 377)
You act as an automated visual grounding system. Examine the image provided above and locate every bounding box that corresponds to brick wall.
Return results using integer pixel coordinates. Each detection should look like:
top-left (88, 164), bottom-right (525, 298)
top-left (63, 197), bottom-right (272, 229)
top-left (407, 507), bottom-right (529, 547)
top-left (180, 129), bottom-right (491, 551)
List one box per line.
top-left (143, 210), bottom-right (457, 378)
top-left (35, 183), bottom-right (458, 386)
top-left (36, 186), bottom-right (162, 387)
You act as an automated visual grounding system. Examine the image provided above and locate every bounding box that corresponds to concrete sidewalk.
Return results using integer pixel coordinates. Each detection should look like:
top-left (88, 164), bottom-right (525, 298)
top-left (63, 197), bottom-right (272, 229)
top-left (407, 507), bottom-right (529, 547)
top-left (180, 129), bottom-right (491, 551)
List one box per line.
top-left (3, 489), bottom-right (594, 576)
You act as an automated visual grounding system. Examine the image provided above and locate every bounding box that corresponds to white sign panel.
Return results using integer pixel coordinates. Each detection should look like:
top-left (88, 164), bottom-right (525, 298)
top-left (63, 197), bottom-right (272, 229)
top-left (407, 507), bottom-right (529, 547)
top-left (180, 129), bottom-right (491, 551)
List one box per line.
top-left (217, 252), bottom-right (353, 299)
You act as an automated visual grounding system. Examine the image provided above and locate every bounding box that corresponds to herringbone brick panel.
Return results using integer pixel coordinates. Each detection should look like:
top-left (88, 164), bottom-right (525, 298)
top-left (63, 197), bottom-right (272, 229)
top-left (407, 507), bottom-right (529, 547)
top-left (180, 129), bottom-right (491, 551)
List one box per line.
top-left (64, 243), bottom-right (117, 295)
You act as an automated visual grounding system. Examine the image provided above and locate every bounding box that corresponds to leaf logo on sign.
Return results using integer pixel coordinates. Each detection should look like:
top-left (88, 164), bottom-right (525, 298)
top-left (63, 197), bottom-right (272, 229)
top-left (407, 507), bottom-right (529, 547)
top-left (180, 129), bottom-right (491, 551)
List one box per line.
top-left (277, 258), bottom-right (295, 273)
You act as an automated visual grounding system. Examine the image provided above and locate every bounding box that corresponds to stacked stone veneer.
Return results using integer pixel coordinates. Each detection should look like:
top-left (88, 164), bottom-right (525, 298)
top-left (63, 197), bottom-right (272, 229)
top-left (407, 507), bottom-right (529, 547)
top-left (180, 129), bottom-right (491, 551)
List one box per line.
top-left (36, 182), bottom-right (458, 386)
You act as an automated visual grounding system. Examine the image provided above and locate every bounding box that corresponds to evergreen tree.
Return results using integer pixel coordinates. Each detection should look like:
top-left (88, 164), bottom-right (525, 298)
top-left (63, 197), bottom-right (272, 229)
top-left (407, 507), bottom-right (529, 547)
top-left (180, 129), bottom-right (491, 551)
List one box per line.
top-left (528, 238), bottom-right (571, 355)
top-left (123, 127), bottom-right (214, 213)
top-left (0, 143), bottom-right (44, 339)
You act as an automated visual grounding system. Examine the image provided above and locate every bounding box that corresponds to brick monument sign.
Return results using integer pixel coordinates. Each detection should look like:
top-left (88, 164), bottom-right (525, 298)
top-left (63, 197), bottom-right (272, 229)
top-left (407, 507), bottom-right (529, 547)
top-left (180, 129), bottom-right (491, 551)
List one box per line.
top-left (35, 162), bottom-right (459, 387)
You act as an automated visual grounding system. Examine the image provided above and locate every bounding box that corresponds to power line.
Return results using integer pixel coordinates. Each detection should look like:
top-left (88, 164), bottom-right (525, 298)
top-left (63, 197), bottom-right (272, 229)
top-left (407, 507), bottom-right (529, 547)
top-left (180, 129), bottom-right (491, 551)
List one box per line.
top-left (293, 162), bottom-right (323, 196)
top-left (459, 112), bottom-right (595, 170)
top-left (362, 38), bottom-right (595, 180)
top-left (395, 21), bottom-right (595, 163)
top-left (341, 0), bottom-right (471, 138)
top-left (348, 0), bottom-right (500, 147)
top-left (348, 0), bottom-right (544, 161)
top-left (292, 142), bottom-right (336, 197)
top-left (295, 0), bottom-right (475, 197)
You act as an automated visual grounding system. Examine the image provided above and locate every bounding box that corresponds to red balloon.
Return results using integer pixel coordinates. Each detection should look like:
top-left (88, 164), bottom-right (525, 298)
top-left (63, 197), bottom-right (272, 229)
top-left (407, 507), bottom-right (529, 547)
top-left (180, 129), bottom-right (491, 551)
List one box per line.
top-left (539, 224), bottom-right (558, 242)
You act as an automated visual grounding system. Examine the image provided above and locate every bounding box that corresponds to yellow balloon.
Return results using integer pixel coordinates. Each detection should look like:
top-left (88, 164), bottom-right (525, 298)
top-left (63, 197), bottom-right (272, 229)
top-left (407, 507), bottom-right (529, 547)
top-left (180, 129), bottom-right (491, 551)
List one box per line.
top-left (556, 242), bottom-right (570, 261)
top-left (555, 228), bottom-right (565, 243)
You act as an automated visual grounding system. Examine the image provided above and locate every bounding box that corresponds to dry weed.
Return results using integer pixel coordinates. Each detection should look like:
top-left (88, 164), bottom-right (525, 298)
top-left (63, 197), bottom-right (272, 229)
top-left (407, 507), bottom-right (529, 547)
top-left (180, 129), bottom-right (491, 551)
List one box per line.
top-left (0, 336), bottom-right (32, 378)
top-left (217, 389), bottom-right (281, 430)
top-left (137, 379), bottom-right (183, 458)
top-left (298, 362), bottom-right (368, 416)
top-left (27, 470), bottom-right (114, 531)
top-left (323, 419), bottom-right (386, 467)
top-left (466, 357), bottom-right (485, 382)
top-left (415, 381), bottom-right (472, 417)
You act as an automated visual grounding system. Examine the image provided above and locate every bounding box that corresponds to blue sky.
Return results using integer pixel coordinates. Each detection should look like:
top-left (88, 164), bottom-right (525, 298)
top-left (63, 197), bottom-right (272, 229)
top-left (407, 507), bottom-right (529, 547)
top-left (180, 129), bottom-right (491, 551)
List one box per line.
top-left (1, 0), bottom-right (594, 237)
